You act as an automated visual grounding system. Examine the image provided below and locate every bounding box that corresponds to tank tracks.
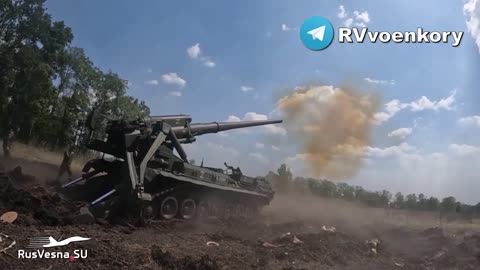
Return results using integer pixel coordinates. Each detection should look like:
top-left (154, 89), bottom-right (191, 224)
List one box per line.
top-left (65, 175), bottom-right (262, 223)
top-left (143, 185), bottom-right (262, 221)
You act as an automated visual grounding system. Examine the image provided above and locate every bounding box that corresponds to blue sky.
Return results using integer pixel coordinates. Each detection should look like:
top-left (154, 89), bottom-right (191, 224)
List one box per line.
top-left (46, 0), bottom-right (480, 203)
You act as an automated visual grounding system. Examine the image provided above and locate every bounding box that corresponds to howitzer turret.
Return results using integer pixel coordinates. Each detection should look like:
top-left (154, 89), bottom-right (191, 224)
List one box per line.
top-left (63, 113), bottom-right (283, 224)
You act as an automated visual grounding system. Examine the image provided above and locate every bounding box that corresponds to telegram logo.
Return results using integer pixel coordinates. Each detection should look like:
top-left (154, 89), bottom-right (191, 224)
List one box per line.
top-left (300, 16), bottom-right (334, 51)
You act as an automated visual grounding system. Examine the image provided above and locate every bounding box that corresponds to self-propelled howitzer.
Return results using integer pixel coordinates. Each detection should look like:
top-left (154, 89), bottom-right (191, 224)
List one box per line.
top-left (63, 114), bottom-right (282, 223)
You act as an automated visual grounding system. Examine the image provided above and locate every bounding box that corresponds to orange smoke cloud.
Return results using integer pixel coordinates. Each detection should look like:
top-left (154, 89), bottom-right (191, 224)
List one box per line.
top-left (276, 85), bottom-right (380, 179)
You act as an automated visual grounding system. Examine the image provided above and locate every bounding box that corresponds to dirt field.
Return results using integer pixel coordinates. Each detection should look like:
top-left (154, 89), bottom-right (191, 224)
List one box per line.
top-left (0, 151), bottom-right (480, 270)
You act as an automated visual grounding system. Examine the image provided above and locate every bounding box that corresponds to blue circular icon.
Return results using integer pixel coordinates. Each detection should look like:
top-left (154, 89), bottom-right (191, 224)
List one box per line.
top-left (300, 16), bottom-right (334, 51)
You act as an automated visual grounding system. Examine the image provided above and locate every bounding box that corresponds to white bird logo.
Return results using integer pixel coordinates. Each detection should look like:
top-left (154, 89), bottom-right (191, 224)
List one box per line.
top-left (27, 236), bottom-right (91, 248)
top-left (307, 25), bottom-right (326, 41)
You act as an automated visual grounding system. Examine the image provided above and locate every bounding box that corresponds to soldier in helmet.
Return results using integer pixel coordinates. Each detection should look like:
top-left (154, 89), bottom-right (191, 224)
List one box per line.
top-left (56, 144), bottom-right (76, 182)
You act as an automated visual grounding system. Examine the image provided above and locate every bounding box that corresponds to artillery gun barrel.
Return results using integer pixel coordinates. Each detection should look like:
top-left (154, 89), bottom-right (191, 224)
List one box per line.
top-left (171, 120), bottom-right (283, 139)
top-left (149, 114), bottom-right (191, 123)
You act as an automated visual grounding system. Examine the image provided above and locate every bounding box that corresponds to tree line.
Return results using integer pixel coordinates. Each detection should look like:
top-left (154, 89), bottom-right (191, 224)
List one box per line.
top-left (269, 164), bottom-right (480, 221)
top-left (0, 0), bottom-right (150, 156)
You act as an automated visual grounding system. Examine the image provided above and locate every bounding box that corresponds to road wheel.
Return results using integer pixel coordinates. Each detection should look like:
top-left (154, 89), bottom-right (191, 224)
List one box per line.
top-left (179, 198), bottom-right (196, 220)
top-left (160, 196), bottom-right (178, 220)
top-left (197, 200), bottom-right (209, 218)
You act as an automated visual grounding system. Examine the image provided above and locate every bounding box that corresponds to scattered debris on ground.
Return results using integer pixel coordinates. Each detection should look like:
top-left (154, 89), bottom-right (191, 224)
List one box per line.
top-left (1, 160), bottom-right (480, 269)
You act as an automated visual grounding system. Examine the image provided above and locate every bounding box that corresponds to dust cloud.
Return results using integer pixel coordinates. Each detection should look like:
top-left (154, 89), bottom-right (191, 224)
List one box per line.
top-left (276, 85), bottom-right (380, 179)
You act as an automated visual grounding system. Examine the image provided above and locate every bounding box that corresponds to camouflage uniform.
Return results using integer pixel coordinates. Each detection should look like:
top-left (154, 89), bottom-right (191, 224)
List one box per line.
top-left (56, 147), bottom-right (75, 181)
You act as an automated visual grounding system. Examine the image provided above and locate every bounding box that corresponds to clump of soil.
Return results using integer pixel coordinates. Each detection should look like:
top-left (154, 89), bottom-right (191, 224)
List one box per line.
top-left (151, 245), bottom-right (220, 270)
top-left (0, 165), bottom-right (83, 226)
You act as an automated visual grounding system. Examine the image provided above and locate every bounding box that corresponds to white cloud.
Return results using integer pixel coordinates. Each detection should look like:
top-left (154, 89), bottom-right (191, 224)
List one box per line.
top-left (161, 73), bottom-right (186, 88)
top-left (187, 43), bottom-right (216, 67)
top-left (365, 77), bottom-right (395, 85)
top-left (338, 6), bottom-right (370, 28)
top-left (366, 143), bottom-right (417, 158)
top-left (449, 143), bottom-right (480, 156)
top-left (241, 86), bottom-right (254, 92)
top-left (169, 91), bottom-right (182, 97)
top-left (243, 112), bottom-right (268, 121)
top-left (127, 81), bottom-right (133, 87)
top-left (264, 125), bottom-right (287, 135)
top-left (373, 99), bottom-right (405, 124)
top-left (464, 0), bottom-right (480, 53)
top-left (354, 22), bottom-right (367, 28)
top-left (337, 5), bottom-right (347, 19)
top-left (225, 112), bottom-right (286, 135)
top-left (207, 142), bottom-right (239, 156)
top-left (408, 92), bottom-right (456, 111)
top-left (281, 24), bottom-right (298, 32)
top-left (459, 115), bottom-right (480, 127)
top-left (225, 115), bottom-right (241, 122)
top-left (187, 43), bottom-right (201, 59)
top-left (374, 91), bottom-right (456, 125)
top-left (271, 145), bottom-right (280, 151)
top-left (255, 142), bottom-right (265, 149)
top-left (249, 152), bottom-right (269, 164)
top-left (388, 127), bottom-right (412, 139)
top-left (353, 10), bottom-right (370, 23)
top-left (145, 80), bottom-right (159, 86)
top-left (344, 18), bottom-right (354, 27)
top-left (147, 68), bottom-right (152, 73)
top-left (203, 60), bottom-right (215, 68)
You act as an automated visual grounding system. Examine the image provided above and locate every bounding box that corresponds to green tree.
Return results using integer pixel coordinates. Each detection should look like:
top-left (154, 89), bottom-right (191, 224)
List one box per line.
top-left (437, 196), bottom-right (457, 223)
top-left (43, 47), bottom-right (96, 147)
top-left (291, 176), bottom-right (309, 194)
top-left (405, 193), bottom-right (417, 210)
top-left (379, 190), bottom-right (392, 207)
top-left (0, 0), bottom-right (73, 153)
top-left (417, 193), bottom-right (426, 210)
top-left (0, 0), bottom-right (151, 155)
top-left (337, 182), bottom-right (355, 200)
top-left (275, 163), bottom-right (292, 192)
top-left (318, 180), bottom-right (338, 198)
top-left (475, 202), bottom-right (480, 216)
top-left (394, 192), bottom-right (404, 209)
top-left (425, 196), bottom-right (440, 211)
top-left (440, 196), bottom-right (457, 213)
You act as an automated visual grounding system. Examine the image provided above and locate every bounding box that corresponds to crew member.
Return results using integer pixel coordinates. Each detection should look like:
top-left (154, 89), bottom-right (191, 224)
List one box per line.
top-left (2, 129), bottom-right (15, 158)
top-left (56, 145), bottom-right (75, 181)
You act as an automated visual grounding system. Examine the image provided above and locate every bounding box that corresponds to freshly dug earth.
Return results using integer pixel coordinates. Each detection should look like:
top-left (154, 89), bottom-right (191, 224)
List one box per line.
top-left (0, 166), bottom-right (84, 226)
top-left (0, 161), bottom-right (480, 270)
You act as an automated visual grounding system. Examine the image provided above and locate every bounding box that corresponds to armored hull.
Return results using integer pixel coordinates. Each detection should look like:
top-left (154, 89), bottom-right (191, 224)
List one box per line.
top-left (63, 114), bottom-right (280, 222)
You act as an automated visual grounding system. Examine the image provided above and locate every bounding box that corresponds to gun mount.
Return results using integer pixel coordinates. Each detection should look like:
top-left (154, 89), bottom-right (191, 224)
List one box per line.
top-left (63, 113), bottom-right (283, 224)
top-left (86, 115), bottom-right (281, 159)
